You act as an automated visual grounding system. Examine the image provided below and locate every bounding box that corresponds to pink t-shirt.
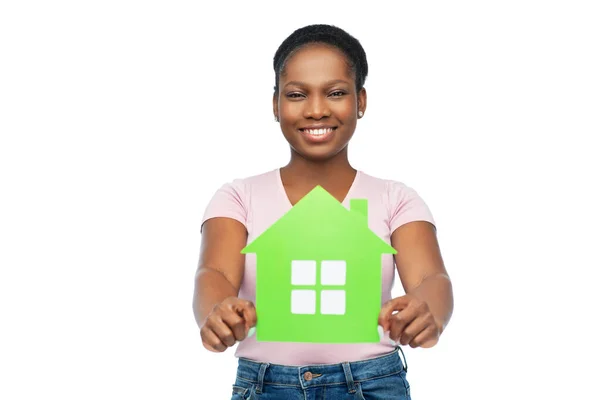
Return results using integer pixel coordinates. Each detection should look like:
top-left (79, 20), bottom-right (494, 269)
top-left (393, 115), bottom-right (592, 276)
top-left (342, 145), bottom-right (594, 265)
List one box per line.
top-left (201, 168), bottom-right (435, 365)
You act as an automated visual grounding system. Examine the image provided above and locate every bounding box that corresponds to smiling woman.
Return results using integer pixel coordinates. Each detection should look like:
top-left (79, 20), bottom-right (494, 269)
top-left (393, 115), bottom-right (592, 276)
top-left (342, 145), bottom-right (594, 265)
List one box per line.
top-left (275, 41), bottom-right (365, 163)
top-left (193, 24), bottom-right (454, 400)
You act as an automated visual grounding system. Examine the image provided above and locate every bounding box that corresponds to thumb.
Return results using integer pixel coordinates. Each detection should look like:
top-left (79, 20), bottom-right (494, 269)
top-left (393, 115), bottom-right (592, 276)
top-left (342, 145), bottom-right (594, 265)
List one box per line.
top-left (378, 296), bottom-right (410, 331)
top-left (235, 300), bottom-right (257, 332)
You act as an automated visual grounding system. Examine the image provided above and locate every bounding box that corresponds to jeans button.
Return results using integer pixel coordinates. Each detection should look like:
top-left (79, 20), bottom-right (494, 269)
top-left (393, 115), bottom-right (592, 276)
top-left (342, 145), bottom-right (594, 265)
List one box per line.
top-left (303, 371), bottom-right (313, 381)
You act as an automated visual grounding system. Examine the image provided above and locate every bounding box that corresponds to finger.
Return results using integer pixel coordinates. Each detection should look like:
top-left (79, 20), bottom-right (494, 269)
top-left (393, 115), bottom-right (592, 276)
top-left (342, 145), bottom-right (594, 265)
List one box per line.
top-left (207, 316), bottom-right (236, 347)
top-left (236, 301), bottom-right (257, 331)
top-left (409, 324), bottom-right (439, 348)
top-left (378, 296), bottom-right (410, 331)
top-left (400, 315), bottom-right (430, 346)
top-left (389, 307), bottom-right (419, 343)
top-left (200, 327), bottom-right (227, 352)
top-left (220, 310), bottom-right (247, 341)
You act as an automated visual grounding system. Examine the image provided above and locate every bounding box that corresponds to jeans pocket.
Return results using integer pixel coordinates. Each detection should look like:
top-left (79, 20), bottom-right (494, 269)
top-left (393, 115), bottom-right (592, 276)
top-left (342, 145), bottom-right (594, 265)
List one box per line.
top-left (399, 370), bottom-right (411, 399)
top-left (231, 381), bottom-right (255, 400)
top-left (356, 372), bottom-right (411, 400)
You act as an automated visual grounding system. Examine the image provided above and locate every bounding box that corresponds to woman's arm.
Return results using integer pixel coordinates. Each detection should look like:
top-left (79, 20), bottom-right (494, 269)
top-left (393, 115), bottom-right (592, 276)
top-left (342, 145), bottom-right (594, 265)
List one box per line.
top-left (193, 217), bottom-right (256, 352)
top-left (379, 221), bottom-right (454, 348)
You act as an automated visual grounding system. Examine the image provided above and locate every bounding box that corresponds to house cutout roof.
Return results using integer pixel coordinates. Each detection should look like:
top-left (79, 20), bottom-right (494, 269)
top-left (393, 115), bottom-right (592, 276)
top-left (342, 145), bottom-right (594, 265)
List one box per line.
top-left (242, 185), bottom-right (397, 256)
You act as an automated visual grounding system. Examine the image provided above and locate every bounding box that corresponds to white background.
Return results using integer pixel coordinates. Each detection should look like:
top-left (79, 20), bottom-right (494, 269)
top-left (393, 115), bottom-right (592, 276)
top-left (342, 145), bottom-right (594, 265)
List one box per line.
top-left (1, 1), bottom-right (599, 399)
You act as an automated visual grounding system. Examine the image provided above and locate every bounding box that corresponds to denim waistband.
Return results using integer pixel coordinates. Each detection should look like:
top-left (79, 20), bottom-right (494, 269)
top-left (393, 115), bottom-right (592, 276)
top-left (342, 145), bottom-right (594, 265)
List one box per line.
top-left (235, 347), bottom-right (407, 394)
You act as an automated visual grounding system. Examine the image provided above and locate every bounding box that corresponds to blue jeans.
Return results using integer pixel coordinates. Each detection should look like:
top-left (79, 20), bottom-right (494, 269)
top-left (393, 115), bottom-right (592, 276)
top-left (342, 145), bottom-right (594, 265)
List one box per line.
top-left (230, 347), bottom-right (411, 399)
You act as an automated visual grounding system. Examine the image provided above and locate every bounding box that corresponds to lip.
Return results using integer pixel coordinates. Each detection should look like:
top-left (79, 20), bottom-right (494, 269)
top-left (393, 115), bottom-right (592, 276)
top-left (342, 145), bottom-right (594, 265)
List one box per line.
top-left (299, 124), bottom-right (337, 130)
top-left (298, 126), bottom-right (337, 143)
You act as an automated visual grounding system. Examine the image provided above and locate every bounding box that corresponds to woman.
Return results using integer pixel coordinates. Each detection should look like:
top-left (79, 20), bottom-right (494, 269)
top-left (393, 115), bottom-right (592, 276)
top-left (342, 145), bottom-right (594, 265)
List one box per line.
top-left (193, 24), bottom-right (453, 399)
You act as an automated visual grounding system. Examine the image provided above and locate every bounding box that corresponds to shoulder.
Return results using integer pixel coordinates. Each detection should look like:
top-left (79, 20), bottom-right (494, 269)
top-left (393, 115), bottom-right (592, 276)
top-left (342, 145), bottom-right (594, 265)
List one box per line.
top-left (212, 169), bottom-right (279, 197)
top-left (356, 170), bottom-right (420, 201)
top-left (201, 169), bottom-right (279, 231)
top-left (357, 170), bottom-right (435, 230)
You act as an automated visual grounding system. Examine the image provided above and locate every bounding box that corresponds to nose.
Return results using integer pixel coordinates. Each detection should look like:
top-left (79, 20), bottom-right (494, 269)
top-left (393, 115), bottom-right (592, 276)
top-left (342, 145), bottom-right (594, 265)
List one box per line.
top-left (303, 95), bottom-right (331, 119)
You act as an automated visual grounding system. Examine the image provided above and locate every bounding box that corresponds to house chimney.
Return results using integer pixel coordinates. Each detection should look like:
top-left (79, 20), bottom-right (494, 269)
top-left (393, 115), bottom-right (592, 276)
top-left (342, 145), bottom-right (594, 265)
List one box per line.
top-left (350, 199), bottom-right (368, 225)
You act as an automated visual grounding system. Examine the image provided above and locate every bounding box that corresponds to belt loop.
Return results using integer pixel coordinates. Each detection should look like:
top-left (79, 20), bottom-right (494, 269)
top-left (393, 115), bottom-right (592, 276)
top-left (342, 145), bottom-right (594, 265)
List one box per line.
top-left (397, 345), bottom-right (408, 372)
top-left (255, 362), bottom-right (270, 394)
top-left (341, 362), bottom-right (356, 394)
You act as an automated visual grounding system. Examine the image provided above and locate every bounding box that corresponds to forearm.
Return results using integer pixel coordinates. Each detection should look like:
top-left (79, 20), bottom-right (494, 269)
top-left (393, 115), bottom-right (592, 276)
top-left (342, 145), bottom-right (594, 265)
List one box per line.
top-left (193, 268), bottom-right (238, 328)
top-left (409, 273), bottom-right (454, 332)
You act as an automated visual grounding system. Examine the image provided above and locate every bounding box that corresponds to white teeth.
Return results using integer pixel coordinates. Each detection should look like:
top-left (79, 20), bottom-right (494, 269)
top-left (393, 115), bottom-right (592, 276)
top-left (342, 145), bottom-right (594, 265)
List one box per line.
top-left (305, 128), bottom-right (333, 136)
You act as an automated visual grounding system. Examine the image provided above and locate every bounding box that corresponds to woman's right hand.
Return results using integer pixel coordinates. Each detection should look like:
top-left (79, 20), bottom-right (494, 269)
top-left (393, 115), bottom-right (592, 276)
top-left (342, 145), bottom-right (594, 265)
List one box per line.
top-left (200, 296), bottom-right (257, 352)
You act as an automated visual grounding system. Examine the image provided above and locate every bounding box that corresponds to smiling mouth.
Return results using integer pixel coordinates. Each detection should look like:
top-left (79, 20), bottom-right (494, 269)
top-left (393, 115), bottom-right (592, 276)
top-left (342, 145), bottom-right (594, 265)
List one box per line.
top-left (298, 126), bottom-right (337, 143)
top-left (299, 127), bottom-right (337, 136)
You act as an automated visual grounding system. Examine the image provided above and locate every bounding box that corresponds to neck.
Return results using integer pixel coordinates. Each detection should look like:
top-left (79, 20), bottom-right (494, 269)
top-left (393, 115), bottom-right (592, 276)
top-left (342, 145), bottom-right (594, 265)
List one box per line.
top-left (281, 147), bottom-right (356, 186)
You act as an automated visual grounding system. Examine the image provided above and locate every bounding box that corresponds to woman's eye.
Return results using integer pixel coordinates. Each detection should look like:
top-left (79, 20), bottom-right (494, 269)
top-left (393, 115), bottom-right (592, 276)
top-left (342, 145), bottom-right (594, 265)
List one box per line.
top-left (287, 91), bottom-right (345, 99)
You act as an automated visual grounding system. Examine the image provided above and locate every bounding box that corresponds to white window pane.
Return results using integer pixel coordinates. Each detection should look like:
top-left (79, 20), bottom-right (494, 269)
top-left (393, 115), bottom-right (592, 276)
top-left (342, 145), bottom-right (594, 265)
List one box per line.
top-left (291, 290), bottom-right (316, 314)
top-left (320, 290), bottom-right (346, 315)
top-left (291, 260), bottom-right (317, 285)
top-left (320, 260), bottom-right (346, 285)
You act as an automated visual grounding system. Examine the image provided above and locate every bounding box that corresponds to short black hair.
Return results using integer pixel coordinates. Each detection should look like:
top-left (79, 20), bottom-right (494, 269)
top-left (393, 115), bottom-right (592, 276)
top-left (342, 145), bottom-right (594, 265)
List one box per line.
top-left (273, 24), bottom-right (368, 95)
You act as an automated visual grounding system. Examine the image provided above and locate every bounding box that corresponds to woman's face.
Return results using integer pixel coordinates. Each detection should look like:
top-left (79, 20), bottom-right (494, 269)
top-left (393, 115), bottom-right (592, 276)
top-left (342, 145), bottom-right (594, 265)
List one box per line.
top-left (273, 44), bottom-right (366, 162)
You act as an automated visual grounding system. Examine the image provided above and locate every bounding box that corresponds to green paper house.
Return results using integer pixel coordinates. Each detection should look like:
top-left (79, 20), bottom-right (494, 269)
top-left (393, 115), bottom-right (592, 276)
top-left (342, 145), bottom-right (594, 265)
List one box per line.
top-left (241, 185), bottom-right (397, 344)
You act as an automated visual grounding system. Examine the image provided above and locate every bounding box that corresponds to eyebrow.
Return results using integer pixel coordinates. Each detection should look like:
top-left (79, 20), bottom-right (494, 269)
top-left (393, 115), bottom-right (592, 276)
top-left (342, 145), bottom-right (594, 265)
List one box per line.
top-left (283, 79), bottom-right (350, 88)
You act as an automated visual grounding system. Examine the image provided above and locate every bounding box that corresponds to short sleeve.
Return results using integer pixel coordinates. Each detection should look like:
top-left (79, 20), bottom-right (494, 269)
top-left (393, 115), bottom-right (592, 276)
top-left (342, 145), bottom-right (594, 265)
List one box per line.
top-left (387, 180), bottom-right (436, 233)
top-left (200, 180), bottom-right (248, 233)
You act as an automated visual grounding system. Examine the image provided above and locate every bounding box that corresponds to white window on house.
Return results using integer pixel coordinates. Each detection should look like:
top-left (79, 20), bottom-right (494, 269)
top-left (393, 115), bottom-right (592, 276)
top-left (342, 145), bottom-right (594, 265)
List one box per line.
top-left (320, 290), bottom-right (346, 315)
top-left (291, 260), bottom-right (316, 285)
top-left (291, 260), bottom-right (346, 315)
top-left (291, 290), bottom-right (316, 314)
top-left (291, 260), bottom-right (317, 314)
top-left (320, 260), bottom-right (346, 285)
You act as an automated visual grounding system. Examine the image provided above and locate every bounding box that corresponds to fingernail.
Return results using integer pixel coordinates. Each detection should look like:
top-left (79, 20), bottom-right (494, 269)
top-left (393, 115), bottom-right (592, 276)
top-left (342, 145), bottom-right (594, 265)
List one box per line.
top-left (246, 327), bottom-right (256, 338)
top-left (377, 325), bottom-right (384, 340)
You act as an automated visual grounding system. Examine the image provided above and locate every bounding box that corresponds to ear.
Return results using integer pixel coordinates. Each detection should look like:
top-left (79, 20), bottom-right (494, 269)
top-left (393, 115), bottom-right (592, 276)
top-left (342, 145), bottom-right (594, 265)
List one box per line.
top-left (358, 87), bottom-right (367, 117)
top-left (272, 91), bottom-right (279, 121)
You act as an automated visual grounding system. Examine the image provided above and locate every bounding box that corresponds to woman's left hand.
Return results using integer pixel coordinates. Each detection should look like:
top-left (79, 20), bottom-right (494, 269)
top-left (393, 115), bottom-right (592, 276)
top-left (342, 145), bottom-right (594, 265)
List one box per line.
top-left (378, 294), bottom-right (441, 348)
